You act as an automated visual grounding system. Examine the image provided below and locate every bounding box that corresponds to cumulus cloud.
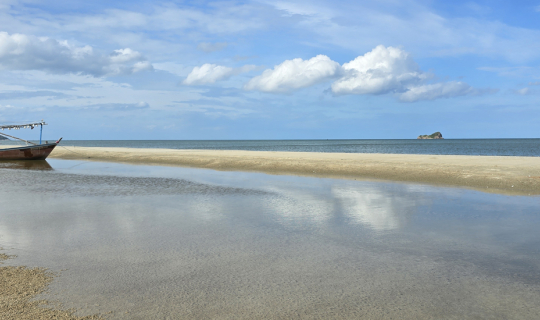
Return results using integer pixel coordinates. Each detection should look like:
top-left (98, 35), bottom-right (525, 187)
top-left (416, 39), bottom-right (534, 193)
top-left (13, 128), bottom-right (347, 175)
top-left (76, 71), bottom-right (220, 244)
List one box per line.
top-left (183, 63), bottom-right (256, 85)
top-left (0, 32), bottom-right (153, 76)
top-left (331, 46), bottom-right (481, 101)
top-left (242, 45), bottom-right (481, 101)
top-left (197, 42), bottom-right (228, 53)
top-left (332, 45), bottom-right (428, 95)
top-left (244, 55), bottom-right (340, 93)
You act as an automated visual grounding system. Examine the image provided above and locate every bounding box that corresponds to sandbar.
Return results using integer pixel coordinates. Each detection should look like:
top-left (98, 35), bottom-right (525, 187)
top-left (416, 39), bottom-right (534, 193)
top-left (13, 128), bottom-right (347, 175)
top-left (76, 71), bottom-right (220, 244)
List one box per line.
top-left (42, 146), bottom-right (540, 195)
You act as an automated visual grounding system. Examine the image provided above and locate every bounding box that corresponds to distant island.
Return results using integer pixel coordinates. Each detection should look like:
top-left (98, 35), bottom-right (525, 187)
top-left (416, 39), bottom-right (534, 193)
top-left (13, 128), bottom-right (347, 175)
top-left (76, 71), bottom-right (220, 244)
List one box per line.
top-left (0, 135), bottom-right (8, 140)
top-left (417, 132), bottom-right (443, 139)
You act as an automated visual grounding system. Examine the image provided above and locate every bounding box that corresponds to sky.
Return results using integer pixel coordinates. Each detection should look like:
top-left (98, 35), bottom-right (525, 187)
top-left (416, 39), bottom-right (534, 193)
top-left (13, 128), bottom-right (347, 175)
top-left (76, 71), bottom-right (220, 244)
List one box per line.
top-left (0, 0), bottom-right (539, 140)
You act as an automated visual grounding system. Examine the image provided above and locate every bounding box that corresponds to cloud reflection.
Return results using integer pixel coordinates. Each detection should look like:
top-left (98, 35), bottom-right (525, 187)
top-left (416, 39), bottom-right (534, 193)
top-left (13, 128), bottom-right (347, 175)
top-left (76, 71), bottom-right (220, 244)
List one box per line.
top-left (332, 185), bottom-right (419, 231)
top-left (263, 186), bottom-right (334, 223)
top-left (260, 181), bottom-right (424, 231)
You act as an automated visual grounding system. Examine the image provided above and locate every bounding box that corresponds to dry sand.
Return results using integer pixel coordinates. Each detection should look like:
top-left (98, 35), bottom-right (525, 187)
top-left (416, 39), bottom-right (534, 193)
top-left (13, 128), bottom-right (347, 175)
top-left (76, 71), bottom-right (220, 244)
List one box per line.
top-left (0, 249), bottom-right (102, 320)
top-left (46, 146), bottom-right (540, 195)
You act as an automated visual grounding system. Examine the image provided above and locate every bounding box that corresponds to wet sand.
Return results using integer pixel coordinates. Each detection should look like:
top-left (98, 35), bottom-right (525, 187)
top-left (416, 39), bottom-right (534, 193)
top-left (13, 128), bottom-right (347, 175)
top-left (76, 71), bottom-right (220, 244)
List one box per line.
top-left (46, 146), bottom-right (540, 195)
top-left (0, 250), bottom-right (102, 319)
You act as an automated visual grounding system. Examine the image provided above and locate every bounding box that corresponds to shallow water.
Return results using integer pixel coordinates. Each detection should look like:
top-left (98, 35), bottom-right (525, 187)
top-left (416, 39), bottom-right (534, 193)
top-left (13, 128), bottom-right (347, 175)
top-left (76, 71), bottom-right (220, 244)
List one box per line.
top-left (1, 159), bottom-right (539, 319)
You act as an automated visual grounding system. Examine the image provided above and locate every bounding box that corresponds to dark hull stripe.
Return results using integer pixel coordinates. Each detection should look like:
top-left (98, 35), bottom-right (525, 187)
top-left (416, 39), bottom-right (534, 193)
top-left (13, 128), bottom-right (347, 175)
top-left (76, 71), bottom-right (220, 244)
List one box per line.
top-left (0, 144), bottom-right (57, 160)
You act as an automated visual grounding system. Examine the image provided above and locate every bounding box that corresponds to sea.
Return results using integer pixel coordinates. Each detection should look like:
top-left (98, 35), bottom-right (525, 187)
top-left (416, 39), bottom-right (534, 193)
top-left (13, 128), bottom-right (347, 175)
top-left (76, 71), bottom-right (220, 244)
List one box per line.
top-left (2, 138), bottom-right (539, 156)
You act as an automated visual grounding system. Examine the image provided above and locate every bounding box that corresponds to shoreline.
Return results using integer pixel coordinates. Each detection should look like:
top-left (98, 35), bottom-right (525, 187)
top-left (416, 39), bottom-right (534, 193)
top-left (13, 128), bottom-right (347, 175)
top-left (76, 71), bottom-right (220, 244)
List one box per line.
top-left (43, 146), bottom-right (540, 196)
top-left (0, 250), bottom-right (102, 319)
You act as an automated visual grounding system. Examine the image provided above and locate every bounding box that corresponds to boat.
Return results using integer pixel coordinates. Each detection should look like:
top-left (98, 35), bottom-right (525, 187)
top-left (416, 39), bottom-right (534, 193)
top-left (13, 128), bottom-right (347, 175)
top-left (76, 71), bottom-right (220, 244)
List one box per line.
top-left (0, 121), bottom-right (62, 160)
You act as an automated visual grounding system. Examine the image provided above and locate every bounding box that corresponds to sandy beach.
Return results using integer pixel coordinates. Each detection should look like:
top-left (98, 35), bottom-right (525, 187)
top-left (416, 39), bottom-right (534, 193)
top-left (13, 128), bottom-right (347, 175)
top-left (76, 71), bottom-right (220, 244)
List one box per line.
top-left (44, 146), bottom-right (540, 195)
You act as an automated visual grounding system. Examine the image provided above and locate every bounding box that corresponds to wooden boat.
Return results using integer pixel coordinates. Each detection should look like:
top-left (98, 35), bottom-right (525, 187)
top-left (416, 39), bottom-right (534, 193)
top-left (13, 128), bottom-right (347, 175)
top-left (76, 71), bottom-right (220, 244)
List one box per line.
top-left (0, 121), bottom-right (62, 160)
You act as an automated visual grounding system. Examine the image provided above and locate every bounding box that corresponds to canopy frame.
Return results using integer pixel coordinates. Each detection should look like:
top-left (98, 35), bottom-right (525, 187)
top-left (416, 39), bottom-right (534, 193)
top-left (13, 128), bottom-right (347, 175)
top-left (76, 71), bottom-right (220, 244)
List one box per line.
top-left (0, 121), bottom-right (47, 130)
top-left (0, 121), bottom-right (47, 145)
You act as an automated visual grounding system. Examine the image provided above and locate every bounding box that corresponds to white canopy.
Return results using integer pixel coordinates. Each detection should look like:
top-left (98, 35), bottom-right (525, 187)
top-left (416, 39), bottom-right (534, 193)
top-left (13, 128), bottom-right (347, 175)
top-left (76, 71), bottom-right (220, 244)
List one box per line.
top-left (0, 121), bottom-right (47, 130)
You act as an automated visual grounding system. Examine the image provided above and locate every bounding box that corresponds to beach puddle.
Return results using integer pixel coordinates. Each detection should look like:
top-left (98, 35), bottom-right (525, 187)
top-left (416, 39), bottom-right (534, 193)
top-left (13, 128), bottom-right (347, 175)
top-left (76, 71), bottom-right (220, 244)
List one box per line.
top-left (0, 159), bottom-right (539, 319)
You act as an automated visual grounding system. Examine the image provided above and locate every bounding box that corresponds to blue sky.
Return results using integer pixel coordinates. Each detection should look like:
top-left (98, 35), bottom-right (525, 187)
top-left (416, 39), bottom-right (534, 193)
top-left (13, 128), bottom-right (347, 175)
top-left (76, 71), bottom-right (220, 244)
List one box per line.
top-left (0, 0), bottom-right (539, 140)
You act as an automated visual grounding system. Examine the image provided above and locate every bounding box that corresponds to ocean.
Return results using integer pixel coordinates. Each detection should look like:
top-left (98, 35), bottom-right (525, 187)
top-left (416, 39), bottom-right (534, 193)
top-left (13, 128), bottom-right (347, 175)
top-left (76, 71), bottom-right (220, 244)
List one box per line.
top-left (2, 138), bottom-right (539, 156)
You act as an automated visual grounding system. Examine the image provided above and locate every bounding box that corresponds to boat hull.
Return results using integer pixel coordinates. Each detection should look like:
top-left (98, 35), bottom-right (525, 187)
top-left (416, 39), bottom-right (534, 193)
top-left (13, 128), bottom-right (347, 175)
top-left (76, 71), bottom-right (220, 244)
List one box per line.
top-left (0, 143), bottom-right (58, 160)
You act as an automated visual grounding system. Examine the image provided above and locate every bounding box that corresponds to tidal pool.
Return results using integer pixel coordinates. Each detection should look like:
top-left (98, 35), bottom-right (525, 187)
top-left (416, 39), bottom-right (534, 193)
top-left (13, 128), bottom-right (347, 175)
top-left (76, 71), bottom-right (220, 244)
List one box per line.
top-left (0, 159), bottom-right (539, 319)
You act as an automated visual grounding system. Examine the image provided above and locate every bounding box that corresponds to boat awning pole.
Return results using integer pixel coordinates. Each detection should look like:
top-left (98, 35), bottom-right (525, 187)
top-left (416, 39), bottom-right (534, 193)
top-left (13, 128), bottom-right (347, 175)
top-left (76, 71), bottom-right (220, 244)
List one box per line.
top-left (0, 131), bottom-right (37, 145)
top-left (40, 124), bottom-right (43, 144)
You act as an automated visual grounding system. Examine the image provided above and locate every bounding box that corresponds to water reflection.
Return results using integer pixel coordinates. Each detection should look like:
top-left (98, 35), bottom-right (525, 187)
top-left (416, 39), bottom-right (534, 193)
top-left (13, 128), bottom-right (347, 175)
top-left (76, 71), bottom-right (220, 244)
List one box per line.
top-left (0, 160), bottom-right (539, 319)
top-left (0, 160), bottom-right (52, 170)
top-left (331, 185), bottom-right (419, 231)
top-left (263, 185), bottom-right (335, 224)
top-left (261, 183), bottom-right (422, 231)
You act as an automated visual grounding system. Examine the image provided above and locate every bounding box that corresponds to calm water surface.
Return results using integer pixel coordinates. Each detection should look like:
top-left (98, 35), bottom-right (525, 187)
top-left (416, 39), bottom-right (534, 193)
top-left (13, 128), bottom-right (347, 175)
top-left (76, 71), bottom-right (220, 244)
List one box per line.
top-left (2, 138), bottom-right (540, 156)
top-left (0, 160), bottom-right (539, 319)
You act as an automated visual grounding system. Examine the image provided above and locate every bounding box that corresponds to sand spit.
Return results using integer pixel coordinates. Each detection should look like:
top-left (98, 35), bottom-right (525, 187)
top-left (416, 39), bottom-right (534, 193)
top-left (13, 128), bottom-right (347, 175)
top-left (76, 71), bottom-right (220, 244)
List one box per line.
top-left (46, 146), bottom-right (540, 195)
top-left (0, 251), bottom-right (103, 320)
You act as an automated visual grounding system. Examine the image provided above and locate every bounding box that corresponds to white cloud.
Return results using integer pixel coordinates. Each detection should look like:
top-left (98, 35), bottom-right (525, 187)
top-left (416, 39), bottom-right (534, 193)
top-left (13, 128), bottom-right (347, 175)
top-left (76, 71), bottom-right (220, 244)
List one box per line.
top-left (197, 42), bottom-right (228, 53)
top-left (244, 55), bottom-right (340, 93)
top-left (332, 45), bottom-right (428, 95)
top-left (243, 45), bottom-right (483, 101)
top-left (183, 63), bottom-right (257, 85)
top-left (183, 64), bottom-right (234, 85)
top-left (0, 32), bottom-right (153, 76)
top-left (330, 45), bottom-right (486, 101)
top-left (109, 48), bottom-right (142, 64)
top-left (131, 61), bottom-right (153, 73)
top-left (398, 82), bottom-right (475, 102)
